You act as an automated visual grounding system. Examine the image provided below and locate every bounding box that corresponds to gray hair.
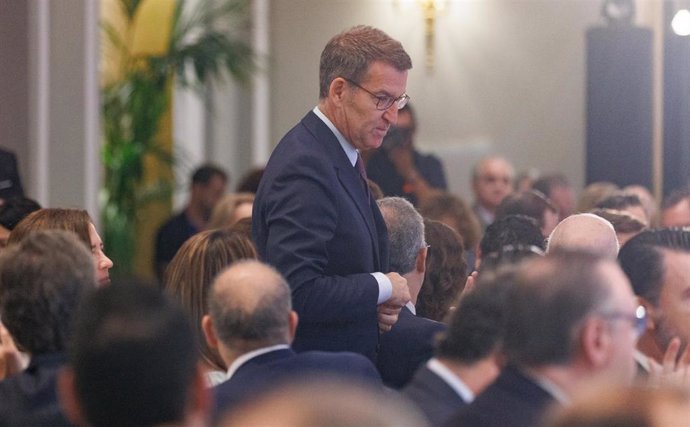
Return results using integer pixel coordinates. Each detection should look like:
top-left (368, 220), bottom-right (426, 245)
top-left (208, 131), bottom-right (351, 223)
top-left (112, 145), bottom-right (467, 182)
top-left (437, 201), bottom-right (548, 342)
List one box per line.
top-left (319, 25), bottom-right (412, 99)
top-left (208, 260), bottom-right (292, 347)
top-left (377, 197), bottom-right (426, 274)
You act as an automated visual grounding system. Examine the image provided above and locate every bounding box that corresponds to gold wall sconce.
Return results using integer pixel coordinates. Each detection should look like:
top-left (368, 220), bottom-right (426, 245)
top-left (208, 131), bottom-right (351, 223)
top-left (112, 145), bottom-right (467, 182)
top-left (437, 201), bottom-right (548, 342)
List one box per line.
top-left (395, 0), bottom-right (447, 73)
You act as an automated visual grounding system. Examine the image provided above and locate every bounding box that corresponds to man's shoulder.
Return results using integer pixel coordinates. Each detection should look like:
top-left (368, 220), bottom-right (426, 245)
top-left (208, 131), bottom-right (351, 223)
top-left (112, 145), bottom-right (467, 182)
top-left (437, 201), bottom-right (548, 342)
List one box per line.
top-left (448, 367), bottom-right (554, 427)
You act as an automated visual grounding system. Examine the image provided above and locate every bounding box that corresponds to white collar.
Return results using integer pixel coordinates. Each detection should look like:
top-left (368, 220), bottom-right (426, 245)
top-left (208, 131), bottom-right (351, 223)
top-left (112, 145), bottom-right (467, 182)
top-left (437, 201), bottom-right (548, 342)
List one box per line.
top-left (527, 370), bottom-right (571, 405)
top-left (225, 344), bottom-right (291, 381)
top-left (313, 106), bottom-right (358, 167)
top-left (405, 301), bottom-right (416, 315)
top-left (634, 349), bottom-right (651, 372)
top-left (427, 358), bottom-right (475, 403)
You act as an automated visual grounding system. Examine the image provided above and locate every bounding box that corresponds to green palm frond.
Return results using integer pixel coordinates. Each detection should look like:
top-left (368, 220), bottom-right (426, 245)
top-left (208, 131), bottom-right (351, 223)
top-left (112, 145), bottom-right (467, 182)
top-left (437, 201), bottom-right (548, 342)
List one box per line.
top-left (101, 0), bottom-right (254, 274)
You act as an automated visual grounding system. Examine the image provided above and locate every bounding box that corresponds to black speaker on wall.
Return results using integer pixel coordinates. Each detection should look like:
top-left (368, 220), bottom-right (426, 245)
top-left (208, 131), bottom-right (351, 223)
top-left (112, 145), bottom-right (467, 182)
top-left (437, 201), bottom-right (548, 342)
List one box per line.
top-left (662, 34), bottom-right (690, 195)
top-left (586, 26), bottom-right (653, 189)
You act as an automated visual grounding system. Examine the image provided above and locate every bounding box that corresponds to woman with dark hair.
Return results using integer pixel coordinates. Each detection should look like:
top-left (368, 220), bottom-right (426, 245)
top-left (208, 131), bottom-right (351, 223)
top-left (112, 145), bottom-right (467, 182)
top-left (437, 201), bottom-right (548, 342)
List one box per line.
top-left (417, 219), bottom-right (468, 323)
top-left (163, 228), bottom-right (257, 385)
top-left (9, 208), bottom-right (113, 287)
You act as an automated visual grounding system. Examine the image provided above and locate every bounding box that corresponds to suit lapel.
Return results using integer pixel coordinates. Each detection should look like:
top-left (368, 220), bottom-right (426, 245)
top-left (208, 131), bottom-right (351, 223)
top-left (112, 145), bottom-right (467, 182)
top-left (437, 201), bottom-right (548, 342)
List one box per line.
top-left (302, 112), bottom-right (384, 269)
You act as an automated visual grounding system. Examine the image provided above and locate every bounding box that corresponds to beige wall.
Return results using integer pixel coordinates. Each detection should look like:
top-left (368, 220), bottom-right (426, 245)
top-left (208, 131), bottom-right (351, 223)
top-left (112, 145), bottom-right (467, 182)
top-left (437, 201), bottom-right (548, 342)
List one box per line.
top-left (268, 0), bottom-right (604, 200)
top-left (0, 0), bottom-right (29, 186)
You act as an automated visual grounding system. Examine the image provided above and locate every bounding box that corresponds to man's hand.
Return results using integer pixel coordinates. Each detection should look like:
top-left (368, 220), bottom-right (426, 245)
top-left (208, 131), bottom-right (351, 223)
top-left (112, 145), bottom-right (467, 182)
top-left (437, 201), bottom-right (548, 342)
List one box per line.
top-left (648, 337), bottom-right (690, 389)
top-left (377, 273), bottom-right (410, 333)
top-left (377, 303), bottom-right (402, 333)
top-left (386, 272), bottom-right (410, 307)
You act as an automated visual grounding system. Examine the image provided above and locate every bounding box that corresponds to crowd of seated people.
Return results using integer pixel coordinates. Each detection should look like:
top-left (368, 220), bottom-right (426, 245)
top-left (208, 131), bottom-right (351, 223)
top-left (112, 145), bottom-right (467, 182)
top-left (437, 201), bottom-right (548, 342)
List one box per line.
top-left (3, 157), bottom-right (690, 426)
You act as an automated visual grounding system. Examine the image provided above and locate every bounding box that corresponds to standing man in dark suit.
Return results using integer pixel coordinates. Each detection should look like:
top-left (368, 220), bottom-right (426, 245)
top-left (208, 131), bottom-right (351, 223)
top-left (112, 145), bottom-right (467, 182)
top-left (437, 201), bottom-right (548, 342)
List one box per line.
top-left (253, 26), bottom-right (412, 360)
top-left (375, 197), bottom-right (445, 388)
top-left (447, 251), bottom-right (642, 427)
top-left (0, 147), bottom-right (24, 202)
top-left (202, 260), bottom-right (382, 418)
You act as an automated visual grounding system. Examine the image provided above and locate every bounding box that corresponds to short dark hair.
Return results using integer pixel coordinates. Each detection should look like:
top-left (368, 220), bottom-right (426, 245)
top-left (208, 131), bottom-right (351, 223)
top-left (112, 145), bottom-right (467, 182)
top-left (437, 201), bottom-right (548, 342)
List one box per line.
top-left (496, 190), bottom-right (558, 229)
top-left (436, 268), bottom-right (515, 363)
top-left (208, 260), bottom-right (292, 347)
top-left (0, 230), bottom-right (94, 354)
top-left (480, 244), bottom-right (545, 273)
top-left (661, 187), bottom-right (690, 210)
top-left (480, 214), bottom-right (545, 257)
top-left (504, 250), bottom-right (611, 366)
top-left (70, 282), bottom-right (197, 427)
top-left (618, 228), bottom-right (690, 305)
top-left (191, 164), bottom-right (228, 186)
top-left (0, 197), bottom-right (41, 230)
top-left (398, 103), bottom-right (417, 131)
top-left (590, 208), bottom-right (646, 234)
top-left (595, 192), bottom-right (643, 211)
top-left (532, 174), bottom-right (571, 198)
top-left (236, 167), bottom-right (264, 193)
top-left (319, 25), bottom-right (412, 99)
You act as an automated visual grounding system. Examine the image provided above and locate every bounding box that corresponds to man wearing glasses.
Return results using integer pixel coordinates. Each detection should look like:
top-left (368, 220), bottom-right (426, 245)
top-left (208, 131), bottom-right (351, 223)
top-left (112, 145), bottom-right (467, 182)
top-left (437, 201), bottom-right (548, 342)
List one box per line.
top-left (447, 250), bottom-right (643, 427)
top-left (253, 26), bottom-right (412, 362)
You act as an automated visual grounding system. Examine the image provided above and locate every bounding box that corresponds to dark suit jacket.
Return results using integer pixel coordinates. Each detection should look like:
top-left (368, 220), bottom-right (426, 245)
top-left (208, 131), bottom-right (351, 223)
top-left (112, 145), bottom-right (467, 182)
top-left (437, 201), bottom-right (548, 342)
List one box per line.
top-left (366, 148), bottom-right (447, 205)
top-left (253, 111), bottom-right (389, 360)
top-left (445, 366), bottom-right (556, 427)
top-left (376, 306), bottom-right (445, 388)
top-left (402, 364), bottom-right (467, 426)
top-left (0, 148), bottom-right (24, 201)
top-left (0, 353), bottom-right (71, 426)
top-left (213, 347), bottom-right (382, 419)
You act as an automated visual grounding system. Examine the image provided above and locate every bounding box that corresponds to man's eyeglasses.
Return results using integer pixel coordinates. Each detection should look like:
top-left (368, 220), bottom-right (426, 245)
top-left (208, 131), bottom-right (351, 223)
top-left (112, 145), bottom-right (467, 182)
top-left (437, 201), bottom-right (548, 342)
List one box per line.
top-left (342, 77), bottom-right (410, 111)
top-left (600, 305), bottom-right (648, 338)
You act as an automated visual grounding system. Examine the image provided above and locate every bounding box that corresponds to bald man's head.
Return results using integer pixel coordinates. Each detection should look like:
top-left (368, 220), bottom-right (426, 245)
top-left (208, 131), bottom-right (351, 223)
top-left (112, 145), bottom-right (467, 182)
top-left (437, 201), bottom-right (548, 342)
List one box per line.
top-left (208, 260), bottom-right (292, 348)
top-left (546, 213), bottom-right (619, 259)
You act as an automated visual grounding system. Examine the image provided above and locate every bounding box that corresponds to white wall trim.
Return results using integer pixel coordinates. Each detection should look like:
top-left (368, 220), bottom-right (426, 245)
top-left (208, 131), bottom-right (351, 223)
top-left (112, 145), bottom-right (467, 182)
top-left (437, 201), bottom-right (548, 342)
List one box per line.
top-left (28, 0), bottom-right (50, 206)
top-left (251, 0), bottom-right (270, 165)
top-left (84, 0), bottom-right (101, 225)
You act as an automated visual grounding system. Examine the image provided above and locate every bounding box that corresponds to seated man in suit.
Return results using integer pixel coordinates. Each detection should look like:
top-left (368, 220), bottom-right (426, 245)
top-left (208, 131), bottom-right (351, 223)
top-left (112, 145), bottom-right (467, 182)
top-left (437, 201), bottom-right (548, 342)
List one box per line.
top-left (448, 250), bottom-right (642, 427)
top-left (202, 260), bottom-right (382, 417)
top-left (58, 281), bottom-right (210, 427)
top-left (375, 197), bottom-right (445, 388)
top-left (403, 268), bottom-right (511, 425)
top-left (471, 156), bottom-right (515, 230)
top-left (0, 230), bottom-right (95, 425)
top-left (618, 228), bottom-right (690, 376)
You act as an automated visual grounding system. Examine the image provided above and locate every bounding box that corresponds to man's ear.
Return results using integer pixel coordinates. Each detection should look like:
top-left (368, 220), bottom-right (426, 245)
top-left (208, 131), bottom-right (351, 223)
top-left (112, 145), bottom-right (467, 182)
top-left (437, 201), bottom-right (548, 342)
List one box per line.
top-left (328, 77), bottom-right (348, 105)
top-left (57, 367), bottom-right (85, 426)
top-left (638, 296), bottom-right (656, 332)
top-left (416, 246), bottom-right (428, 274)
top-left (580, 316), bottom-right (609, 368)
top-left (288, 310), bottom-right (299, 344)
top-left (201, 315), bottom-right (219, 350)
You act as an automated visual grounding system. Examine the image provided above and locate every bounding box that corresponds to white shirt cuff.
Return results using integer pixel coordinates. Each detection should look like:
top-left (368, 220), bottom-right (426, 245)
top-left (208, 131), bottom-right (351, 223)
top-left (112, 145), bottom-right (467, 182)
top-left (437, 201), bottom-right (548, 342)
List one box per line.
top-left (372, 272), bottom-right (392, 304)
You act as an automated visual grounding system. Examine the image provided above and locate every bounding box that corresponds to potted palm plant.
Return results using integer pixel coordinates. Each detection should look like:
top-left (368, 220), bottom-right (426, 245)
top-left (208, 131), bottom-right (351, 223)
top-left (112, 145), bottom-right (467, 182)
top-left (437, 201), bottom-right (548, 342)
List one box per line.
top-left (101, 0), bottom-right (254, 276)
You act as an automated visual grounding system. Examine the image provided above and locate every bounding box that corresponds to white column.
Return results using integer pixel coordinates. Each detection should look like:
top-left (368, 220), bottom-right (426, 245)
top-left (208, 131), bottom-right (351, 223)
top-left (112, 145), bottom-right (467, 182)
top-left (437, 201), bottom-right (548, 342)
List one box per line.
top-left (28, 0), bottom-right (50, 206)
top-left (84, 0), bottom-right (101, 225)
top-left (251, 0), bottom-right (271, 165)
